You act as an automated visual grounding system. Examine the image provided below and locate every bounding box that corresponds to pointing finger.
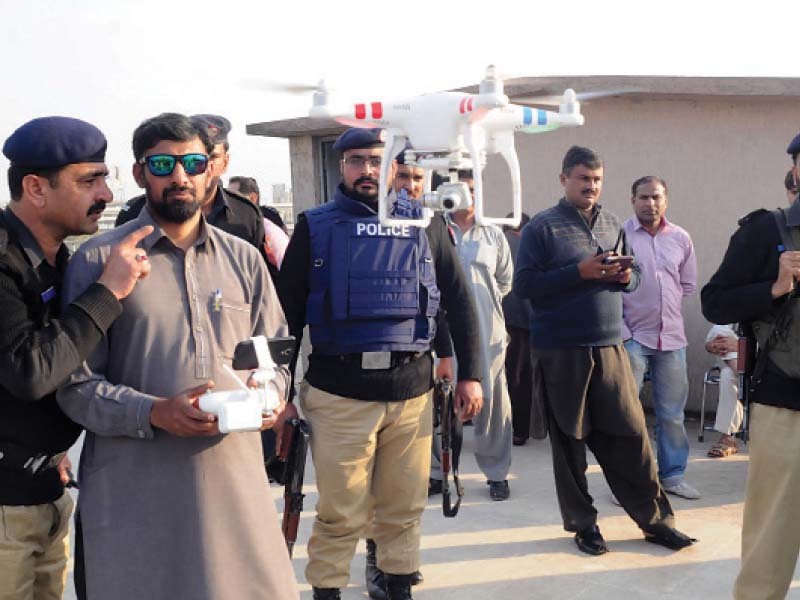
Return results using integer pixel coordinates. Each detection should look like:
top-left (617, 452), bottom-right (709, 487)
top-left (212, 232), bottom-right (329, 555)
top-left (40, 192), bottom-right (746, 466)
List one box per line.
top-left (117, 225), bottom-right (154, 249)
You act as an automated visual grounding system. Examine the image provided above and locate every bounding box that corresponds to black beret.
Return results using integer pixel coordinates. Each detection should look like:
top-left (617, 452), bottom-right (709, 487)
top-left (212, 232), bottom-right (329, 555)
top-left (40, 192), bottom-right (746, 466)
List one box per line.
top-left (191, 114), bottom-right (231, 144)
top-left (333, 128), bottom-right (385, 152)
top-left (788, 132), bottom-right (800, 157)
top-left (3, 116), bottom-right (107, 169)
top-left (395, 142), bottom-right (414, 165)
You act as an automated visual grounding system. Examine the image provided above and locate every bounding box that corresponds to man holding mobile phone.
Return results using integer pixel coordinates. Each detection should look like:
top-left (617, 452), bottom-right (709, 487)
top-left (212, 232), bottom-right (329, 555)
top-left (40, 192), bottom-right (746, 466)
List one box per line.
top-left (514, 147), bottom-right (693, 556)
top-left (622, 176), bottom-right (700, 500)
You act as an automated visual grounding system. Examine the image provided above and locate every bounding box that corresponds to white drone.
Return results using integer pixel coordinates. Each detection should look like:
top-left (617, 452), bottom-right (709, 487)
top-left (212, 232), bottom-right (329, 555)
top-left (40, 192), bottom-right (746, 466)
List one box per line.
top-left (307, 65), bottom-right (585, 228)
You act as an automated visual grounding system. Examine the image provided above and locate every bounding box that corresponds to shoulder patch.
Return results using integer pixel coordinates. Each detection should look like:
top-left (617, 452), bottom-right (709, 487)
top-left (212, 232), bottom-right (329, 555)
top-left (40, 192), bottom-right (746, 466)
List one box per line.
top-left (737, 208), bottom-right (769, 227)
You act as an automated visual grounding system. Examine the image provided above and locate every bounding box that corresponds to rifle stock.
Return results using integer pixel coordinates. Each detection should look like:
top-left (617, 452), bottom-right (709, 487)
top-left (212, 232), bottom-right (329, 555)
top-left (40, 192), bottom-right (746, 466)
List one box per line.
top-left (276, 417), bottom-right (310, 558)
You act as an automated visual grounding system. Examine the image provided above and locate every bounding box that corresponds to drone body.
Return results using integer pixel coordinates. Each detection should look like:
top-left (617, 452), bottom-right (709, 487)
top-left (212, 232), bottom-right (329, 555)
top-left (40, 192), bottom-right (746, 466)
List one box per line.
top-left (309, 66), bottom-right (585, 227)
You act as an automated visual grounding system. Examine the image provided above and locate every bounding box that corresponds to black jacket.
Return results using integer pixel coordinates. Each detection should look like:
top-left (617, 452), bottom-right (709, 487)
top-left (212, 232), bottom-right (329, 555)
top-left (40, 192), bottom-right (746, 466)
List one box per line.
top-left (701, 203), bottom-right (800, 411)
top-left (0, 209), bottom-right (121, 504)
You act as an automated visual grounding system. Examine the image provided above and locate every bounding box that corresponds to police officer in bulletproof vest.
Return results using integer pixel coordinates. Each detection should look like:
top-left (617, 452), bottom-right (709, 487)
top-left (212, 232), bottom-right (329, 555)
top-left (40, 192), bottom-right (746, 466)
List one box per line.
top-left (702, 130), bottom-right (800, 600)
top-left (0, 117), bottom-right (151, 599)
top-left (278, 128), bottom-right (483, 600)
top-left (114, 114), bottom-right (274, 279)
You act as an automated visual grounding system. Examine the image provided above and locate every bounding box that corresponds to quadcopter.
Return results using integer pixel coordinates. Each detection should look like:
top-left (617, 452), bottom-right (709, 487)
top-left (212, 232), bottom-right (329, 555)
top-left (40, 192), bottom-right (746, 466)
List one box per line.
top-left (305, 65), bottom-right (585, 228)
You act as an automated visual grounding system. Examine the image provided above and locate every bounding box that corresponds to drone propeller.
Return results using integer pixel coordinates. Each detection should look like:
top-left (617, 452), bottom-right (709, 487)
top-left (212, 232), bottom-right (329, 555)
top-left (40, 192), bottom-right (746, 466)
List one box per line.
top-left (514, 88), bottom-right (640, 106)
top-left (239, 79), bottom-right (330, 95)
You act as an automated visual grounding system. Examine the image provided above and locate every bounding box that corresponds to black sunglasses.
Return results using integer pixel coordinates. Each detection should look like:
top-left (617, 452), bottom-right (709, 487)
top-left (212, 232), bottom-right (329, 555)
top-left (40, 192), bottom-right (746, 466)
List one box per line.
top-left (140, 153), bottom-right (209, 176)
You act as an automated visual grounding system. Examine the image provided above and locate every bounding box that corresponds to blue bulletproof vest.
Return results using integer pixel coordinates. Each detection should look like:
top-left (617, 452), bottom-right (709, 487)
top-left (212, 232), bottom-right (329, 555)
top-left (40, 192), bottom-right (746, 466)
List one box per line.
top-left (304, 187), bottom-right (440, 354)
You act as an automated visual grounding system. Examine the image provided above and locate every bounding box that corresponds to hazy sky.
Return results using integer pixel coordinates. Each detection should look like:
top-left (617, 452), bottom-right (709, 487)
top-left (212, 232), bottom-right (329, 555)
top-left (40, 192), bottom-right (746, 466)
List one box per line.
top-left (0, 0), bottom-right (797, 205)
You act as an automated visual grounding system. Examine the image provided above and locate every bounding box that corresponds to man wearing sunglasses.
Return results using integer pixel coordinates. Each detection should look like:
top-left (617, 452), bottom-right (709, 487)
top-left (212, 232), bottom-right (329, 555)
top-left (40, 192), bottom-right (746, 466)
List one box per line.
top-left (57, 113), bottom-right (299, 600)
top-left (279, 128), bottom-right (482, 600)
top-left (115, 114), bottom-right (270, 278)
top-left (0, 116), bottom-right (150, 600)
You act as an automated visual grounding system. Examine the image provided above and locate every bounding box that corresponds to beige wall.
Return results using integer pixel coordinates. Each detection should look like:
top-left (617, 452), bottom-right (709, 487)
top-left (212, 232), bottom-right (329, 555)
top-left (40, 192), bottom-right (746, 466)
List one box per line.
top-left (483, 95), bottom-right (800, 411)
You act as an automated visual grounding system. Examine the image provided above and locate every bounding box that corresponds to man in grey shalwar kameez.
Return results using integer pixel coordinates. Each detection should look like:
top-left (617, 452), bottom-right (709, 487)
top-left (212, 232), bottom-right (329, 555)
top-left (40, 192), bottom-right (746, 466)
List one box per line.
top-left (57, 113), bottom-right (299, 600)
top-left (430, 171), bottom-right (514, 500)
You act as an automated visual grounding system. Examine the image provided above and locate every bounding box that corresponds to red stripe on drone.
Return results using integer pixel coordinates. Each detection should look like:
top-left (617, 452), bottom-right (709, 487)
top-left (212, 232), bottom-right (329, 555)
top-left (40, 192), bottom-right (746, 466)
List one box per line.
top-left (371, 102), bottom-right (383, 119)
top-left (355, 104), bottom-right (367, 119)
top-left (459, 97), bottom-right (467, 114)
top-left (467, 97), bottom-right (474, 111)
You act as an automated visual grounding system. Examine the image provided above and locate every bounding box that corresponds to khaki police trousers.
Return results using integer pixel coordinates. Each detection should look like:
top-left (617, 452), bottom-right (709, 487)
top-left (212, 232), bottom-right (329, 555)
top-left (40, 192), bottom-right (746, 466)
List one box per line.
top-left (300, 382), bottom-right (432, 589)
top-left (735, 403), bottom-right (800, 600)
top-left (0, 491), bottom-right (72, 600)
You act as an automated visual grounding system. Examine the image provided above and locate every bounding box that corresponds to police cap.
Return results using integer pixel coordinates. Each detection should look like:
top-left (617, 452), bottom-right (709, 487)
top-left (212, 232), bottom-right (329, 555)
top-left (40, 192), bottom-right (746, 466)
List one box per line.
top-left (333, 128), bottom-right (385, 152)
top-left (395, 142), bottom-right (413, 165)
top-left (788, 132), bottom-right (800, 158)
top-left (191, 114), bottom-right (231, 145)
top-left (3, 116), bottom-right (107, 169)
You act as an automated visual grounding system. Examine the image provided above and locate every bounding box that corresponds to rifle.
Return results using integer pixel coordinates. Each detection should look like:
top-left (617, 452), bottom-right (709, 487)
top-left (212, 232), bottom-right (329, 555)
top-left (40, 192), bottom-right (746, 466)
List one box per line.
top-left (272, 417), bottom-right (310, 558)
top-left (434, 378), bottom-right (463, 517)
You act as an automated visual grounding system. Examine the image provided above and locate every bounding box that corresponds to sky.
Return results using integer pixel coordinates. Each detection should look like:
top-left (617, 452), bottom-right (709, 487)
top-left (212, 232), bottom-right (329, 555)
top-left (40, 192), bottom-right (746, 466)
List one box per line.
top-left (0, 0), bottom-right (797, 205)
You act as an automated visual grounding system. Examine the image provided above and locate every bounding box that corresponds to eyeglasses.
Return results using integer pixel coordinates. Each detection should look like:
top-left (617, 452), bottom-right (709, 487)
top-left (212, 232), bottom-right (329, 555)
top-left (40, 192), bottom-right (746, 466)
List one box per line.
top-left (140, 153), bottom-right (209, 176)
top-left (343, 156), bottom-right (382, 169)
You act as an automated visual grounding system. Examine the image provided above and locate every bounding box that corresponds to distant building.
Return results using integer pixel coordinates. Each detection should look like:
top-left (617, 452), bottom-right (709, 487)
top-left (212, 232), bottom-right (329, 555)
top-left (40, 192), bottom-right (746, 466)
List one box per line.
top-left (268, 183), bottom-right (294, 229)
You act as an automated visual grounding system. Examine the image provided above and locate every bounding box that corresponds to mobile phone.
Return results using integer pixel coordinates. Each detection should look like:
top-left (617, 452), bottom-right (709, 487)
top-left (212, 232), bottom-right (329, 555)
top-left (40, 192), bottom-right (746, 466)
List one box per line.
top-left (602, 255), bottom-right (634, 270)
top-left (232, 336), bottom-right (297, 369)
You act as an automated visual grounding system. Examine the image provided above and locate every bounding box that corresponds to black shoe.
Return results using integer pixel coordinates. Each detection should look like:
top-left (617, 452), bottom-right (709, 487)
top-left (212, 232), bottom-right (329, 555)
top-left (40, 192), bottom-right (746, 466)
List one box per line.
top-left (574, 524), bottom-right (609, 556)
top-left (643, 524), bottom-right (696, 550)
top-left (385, 574), bottom-right (413, 600)
top-left (410, 570), bottom-right (423, 586)
top-left (312, 588), bottom-right (341, 600)
top-left (428, 478), bottom-right (443, 496)
top-left (488, 480), bottom-right (510, 501)
top-left (513, 436), bottom-right (527, 446)
top-left (365, 539), bottom-right (387, 600)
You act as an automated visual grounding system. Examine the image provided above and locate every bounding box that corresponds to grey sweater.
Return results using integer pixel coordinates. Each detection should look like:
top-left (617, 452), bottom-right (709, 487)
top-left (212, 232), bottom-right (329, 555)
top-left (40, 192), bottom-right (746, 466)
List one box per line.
top-left (513, 198), bottom-right (639, 348)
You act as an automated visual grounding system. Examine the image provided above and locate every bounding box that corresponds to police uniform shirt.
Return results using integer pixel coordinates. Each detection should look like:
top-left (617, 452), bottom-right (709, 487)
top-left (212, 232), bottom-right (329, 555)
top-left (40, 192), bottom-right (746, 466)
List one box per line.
top-left (0, 209), bottom-right (121, 504)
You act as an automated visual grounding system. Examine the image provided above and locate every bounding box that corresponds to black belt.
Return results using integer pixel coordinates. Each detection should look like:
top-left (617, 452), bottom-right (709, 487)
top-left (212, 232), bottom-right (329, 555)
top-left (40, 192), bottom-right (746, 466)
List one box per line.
top-left (0, 442), bottom-right (65, 476)
top-left (329, 351), bottom-right (425, 369)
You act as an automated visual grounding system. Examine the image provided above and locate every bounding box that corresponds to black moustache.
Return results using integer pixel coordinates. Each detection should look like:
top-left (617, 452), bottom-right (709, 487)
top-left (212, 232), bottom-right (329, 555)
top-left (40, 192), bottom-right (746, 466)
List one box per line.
top-left (86, 202), bottom-right (106, 216)
top-left (354, 177), bottom-right (379, 187)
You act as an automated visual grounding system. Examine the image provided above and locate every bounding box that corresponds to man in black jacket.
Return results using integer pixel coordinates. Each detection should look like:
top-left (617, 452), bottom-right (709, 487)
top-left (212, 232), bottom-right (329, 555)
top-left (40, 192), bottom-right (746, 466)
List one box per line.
top-left (0, 116), bottom-right (150, 599)
top-left (702, 131), bottom-right (800, 600)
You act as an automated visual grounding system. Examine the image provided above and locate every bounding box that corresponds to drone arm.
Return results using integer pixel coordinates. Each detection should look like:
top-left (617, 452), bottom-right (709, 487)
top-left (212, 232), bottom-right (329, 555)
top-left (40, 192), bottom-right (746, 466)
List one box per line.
top-left (474, 130), bottom-right (521, 227)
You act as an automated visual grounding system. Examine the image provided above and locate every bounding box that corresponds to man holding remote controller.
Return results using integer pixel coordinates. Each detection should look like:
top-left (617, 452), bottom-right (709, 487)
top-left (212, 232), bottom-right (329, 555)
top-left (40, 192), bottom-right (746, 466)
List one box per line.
top-left (56, 113), bottom-right (298, 600)
top-left (622, 176), bottom-right (700, 500)
top-left (513, 146), bottom-right (694, 557)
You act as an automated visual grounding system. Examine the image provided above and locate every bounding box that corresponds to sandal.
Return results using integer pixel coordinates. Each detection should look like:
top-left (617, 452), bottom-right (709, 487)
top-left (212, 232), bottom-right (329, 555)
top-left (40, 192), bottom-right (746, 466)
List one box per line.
top-left (708, 435), bottom-right (738, 458)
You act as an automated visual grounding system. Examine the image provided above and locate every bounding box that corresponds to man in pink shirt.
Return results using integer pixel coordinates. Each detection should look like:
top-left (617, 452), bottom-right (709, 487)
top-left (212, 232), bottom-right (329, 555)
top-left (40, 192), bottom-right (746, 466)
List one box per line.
top-left (622, 176), bottom-right (700, 499)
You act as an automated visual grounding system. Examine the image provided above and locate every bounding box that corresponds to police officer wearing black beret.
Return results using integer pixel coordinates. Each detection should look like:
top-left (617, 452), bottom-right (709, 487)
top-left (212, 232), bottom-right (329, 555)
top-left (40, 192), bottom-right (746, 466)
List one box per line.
top-left (279, 128), bottom-right (483, 600)
top-left (115, 114), bottom-right (273, 279)
top-left (702, 130), bottom-right (800, 599)
top-left (0, 116), bottom-right (151, 599)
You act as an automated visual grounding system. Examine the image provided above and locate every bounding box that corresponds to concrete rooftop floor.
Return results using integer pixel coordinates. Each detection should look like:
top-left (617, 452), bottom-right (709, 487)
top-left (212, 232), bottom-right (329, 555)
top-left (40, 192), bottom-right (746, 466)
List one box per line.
top-left (64, 417), bottom-right (800, 599)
